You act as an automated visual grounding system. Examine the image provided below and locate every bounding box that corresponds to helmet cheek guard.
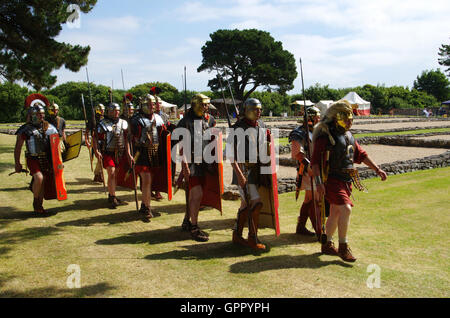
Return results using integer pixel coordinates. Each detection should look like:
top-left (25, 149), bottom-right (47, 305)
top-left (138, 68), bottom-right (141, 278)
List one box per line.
top-left (336, 111), bottom-right (353, 131)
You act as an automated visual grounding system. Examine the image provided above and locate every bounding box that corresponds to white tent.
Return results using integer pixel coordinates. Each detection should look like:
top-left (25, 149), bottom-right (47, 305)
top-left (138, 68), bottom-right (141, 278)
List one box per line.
top-left (341, 92), bottom-right (371, 116)
top-left (158, 98), bottom-right (177, 118)
top-left (315, 100), bottom-right (334, 117)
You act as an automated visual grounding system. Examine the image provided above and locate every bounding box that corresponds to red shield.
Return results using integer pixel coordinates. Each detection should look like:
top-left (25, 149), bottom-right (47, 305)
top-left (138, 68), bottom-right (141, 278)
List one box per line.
top-left (50, 134), bottom-right (67, 201)
top-left (198, 129), bottom-right (224, 214)
top-left (151, 130), bottom-right (173, 200)
top-left (257, 131), bottom-right (280, 236)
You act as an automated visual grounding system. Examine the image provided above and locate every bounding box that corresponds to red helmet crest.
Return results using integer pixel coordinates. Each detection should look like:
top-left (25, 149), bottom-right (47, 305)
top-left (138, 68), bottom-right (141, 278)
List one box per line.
top-left (24, 93), bottom-right (50, 109)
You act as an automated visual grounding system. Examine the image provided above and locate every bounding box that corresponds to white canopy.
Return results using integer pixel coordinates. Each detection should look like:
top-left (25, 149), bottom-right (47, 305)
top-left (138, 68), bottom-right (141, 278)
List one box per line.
top-left (315, 100), bottom-right (334, 117)
top-left (291, 100), bottom-right (315, 107)
top-left (158, 99), bottom-right (177, 109)
top-left (341, 92), bottom-right (370, 115)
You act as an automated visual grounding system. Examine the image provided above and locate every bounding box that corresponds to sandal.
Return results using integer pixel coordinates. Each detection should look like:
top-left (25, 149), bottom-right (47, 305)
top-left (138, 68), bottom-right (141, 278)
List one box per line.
top-left (190, 225), bottom-right (209, 242)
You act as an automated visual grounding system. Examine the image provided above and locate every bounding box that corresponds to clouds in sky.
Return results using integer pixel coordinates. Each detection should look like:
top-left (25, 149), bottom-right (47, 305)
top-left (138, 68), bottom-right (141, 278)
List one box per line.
top-left (54, 0), bottom-right (450, 94)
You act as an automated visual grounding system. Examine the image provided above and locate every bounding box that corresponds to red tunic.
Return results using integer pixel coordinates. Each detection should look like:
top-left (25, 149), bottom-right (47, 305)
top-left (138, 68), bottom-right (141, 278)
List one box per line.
top-left (312, 135), bottom-right (368, 206)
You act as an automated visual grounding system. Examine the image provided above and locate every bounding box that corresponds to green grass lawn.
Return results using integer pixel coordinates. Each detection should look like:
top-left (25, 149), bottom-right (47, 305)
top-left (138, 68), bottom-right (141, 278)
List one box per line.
top-left (0, 133), bottom-right (449, 298)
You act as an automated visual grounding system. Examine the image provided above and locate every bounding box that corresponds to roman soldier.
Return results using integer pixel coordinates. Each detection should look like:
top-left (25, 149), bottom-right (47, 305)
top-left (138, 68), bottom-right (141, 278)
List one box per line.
top-left (47, 102), bottom-right (67, 146)
top-left (230, 98), bottom-right (274, 250)
top-left (14, 94), bottom-right (60, 214)
top-left (176, 93), bottom-right (223, 242)
top-left (289, 106), bottom-right (321, 237)
top-left (121, 93), bottom-right (135, 120)
top-left (93, 102), bottom-right (133, 208)
top-left (130, 94), bottom-right (171, 219)
top-left (85, 103), bottom-right (105, 183)
top-left (311, 100), bottom-right (387, 262)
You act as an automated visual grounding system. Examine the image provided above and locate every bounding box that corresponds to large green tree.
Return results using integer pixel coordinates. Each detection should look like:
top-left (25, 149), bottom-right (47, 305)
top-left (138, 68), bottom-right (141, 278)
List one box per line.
top-left (413, 69), bottom-right (450, 101)
top-left (438, 41), bottom-right (450, 77)
top-left (197, 29), bottom-right (297, 104)
top-left (0, 0), bottom-right (97, 90)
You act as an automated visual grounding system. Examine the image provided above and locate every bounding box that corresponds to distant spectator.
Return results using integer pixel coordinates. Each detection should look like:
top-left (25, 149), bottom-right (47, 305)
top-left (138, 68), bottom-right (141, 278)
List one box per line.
top-left (438, 106), bottom-right (445, 116)
top-left (427, 108), bottom-right (433, 117)
top-left (423, 108), bottom-right (429, 117)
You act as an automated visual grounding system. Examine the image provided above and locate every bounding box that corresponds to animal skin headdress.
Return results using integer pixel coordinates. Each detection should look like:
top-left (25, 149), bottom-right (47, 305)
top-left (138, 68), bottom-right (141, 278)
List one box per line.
top-left (312, 100), bottom-right (353, 145)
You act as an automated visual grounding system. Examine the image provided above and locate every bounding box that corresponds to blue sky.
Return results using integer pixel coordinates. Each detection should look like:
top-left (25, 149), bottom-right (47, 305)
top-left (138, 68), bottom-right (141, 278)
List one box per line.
top-left (55, 0), bottom-right (450, 94)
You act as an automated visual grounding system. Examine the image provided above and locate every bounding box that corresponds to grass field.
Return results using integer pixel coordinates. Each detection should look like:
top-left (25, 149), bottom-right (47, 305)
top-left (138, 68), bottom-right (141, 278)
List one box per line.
top-left (0, 133), bottom-right (449, 298)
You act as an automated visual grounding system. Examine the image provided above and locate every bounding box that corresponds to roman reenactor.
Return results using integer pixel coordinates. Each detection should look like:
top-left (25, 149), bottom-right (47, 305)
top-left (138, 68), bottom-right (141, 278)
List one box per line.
top-left (85, 103), bottom-right (105, 183)
top-left (121, 93), bottom-right (135, 121)
top-left (14, 94), bottom-right (61, 214)
top-left (289, 106), bottom-right (321, 236)
top-left (93, 102), bottom-right (133, 208)
top-left (130, 94), bottom-right (171, 218)
top-left (176, 93), bottom-right (223, 242)
top-left (151, 87), bottom-right (174, 200)
top-left (230, 98), bottom-right (279, 250)
top-left (311, 100), bottom-right (387, 262)
top-left (204, 102), bottom-right (217, 128)
top-left (47, 102), bottom-right (67, 147)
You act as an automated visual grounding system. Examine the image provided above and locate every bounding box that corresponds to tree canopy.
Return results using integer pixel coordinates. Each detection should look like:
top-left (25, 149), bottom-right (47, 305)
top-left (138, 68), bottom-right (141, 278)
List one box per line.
top-left (438, 41), bottom-right (450, 77)
top-left (413, 69), bottom-right (450, 101)
top-left (197, 29), bottom-right (297, 103)
top-left (0, 0), bottom-right (97, 90)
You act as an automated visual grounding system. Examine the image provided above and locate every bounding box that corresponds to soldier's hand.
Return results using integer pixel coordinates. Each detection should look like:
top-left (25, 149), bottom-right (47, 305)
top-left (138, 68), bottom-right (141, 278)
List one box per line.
top-left (377, 169), bottom-right (387, 181)
top-left (15, 162), bottom-right (22, 173)
top-left (237, 173), bottom-right (247, 190)
top-left (95, 151), bottom-right (102, 160)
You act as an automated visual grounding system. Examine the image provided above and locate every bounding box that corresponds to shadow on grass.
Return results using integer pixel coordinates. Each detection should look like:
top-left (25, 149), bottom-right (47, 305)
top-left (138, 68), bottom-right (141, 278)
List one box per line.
top-left (96, 218), bottom-right (236, 246)
top-left (0, 162), bottom-right (14, 173)
top-left (229, 253), bottom-right (353, 273)
top-left (144, 240), bottom-right (271, 261)
top-left (0, 226), bottom-right (61, 245)
top-left (0, 282), bottom-right (115, 298)
top-left (55, 210), bottom-right (145, 227)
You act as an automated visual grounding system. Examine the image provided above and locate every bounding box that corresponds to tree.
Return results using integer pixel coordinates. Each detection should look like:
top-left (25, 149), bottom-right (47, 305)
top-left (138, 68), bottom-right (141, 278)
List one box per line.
top-left (438, 41), bottom-right (450, 77)
top-left (0, 0), bottom-right (97, 90)
top-left (197, 29), bottom-right (297, 103)
top-left (0, 81), bottom-right (29, 123)
top-left (413, 69), bottom-right (450, 101)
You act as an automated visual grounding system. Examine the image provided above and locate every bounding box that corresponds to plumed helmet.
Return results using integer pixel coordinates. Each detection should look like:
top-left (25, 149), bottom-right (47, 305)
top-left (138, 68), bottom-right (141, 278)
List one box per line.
top-left (243, 98), bottom-right (262, 121)
top-left (191, 93), bottom-right (210, 117)
top-left (24, 93), bottom-right (49, 126)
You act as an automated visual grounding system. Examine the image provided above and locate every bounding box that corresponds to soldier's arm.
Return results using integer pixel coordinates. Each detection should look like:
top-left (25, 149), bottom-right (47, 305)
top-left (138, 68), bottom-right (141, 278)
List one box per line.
top-left (14, 135), bottom-right (25, 172)
top-left (362, 156), bottom-right (387, 181)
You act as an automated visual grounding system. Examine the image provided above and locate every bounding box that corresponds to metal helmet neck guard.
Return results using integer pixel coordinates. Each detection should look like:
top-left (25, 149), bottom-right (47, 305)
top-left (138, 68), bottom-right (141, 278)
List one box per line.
top-left (191, 94), bottom-right (210, 117)
top-left (243, 98), bottom-right (262, 121)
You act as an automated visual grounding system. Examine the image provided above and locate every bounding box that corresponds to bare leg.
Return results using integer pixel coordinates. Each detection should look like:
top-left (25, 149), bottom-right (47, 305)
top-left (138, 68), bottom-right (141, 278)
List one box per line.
top-left (189, 185), bottom-right (203, 225)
